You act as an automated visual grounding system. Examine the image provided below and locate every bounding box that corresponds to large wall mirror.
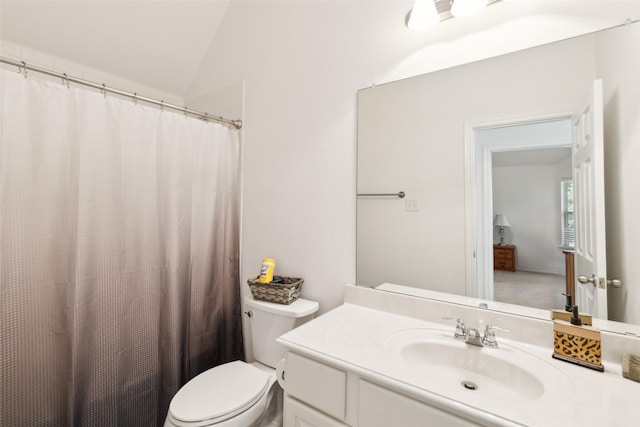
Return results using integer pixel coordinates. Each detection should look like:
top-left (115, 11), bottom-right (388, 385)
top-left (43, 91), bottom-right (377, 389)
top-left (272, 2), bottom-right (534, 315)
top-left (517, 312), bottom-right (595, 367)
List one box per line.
top-left (356, 20), bottom-right (640, 334)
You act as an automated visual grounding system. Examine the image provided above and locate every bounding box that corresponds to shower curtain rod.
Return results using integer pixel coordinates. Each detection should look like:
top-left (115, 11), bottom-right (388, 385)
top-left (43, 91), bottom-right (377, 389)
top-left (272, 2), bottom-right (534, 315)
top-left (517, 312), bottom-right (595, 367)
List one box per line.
top-left (0, 56), bottom-right (243, 129)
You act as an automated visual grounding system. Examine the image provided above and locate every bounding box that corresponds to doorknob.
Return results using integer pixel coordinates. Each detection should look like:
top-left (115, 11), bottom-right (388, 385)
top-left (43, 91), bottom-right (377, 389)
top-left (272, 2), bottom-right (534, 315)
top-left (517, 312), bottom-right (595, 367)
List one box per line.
top-left (577, 275), bottom-right (596, 285)
top-left (578, 275), bottom-right (623, 288)
top-left (608, 279), bottom-right (623, 288)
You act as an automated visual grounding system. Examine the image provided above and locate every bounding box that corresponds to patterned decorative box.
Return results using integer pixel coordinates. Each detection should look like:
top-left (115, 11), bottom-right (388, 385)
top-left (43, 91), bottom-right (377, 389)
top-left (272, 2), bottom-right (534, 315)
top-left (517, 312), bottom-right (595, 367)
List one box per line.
top-left (552, 320), bottom-right (604, 372)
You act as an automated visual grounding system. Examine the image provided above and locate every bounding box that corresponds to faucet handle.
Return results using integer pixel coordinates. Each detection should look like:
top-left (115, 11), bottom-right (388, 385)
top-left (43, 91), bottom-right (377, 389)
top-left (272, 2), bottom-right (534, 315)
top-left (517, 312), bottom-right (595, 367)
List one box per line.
top-left (482, 324), bottom-right (510, 348)
top-left (442, 317), bottom-right (467, 341)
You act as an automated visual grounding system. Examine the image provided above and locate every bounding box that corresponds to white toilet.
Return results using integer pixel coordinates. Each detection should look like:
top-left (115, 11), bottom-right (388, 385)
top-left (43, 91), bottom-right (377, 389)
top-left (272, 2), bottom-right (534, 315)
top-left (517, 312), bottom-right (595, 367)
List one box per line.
top-left (164, 296), bottom-right (319, 427)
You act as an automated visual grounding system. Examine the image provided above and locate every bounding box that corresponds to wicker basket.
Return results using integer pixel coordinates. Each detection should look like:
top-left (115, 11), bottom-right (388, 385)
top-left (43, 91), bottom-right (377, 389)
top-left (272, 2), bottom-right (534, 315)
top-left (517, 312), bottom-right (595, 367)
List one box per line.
top-left (247, 276), bottom-right (303, 305)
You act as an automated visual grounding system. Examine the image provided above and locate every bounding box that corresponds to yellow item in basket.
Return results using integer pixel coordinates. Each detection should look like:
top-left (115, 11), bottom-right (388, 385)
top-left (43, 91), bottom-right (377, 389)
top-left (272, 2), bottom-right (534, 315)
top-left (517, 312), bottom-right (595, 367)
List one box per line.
top-left (257, 258), bottom-right (276, 283)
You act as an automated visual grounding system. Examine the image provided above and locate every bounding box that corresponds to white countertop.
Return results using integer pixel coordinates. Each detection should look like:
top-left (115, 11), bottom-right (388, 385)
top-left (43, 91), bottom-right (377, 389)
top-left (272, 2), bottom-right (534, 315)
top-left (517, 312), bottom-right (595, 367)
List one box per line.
top-left (278, 303), bottom-right (640, 427)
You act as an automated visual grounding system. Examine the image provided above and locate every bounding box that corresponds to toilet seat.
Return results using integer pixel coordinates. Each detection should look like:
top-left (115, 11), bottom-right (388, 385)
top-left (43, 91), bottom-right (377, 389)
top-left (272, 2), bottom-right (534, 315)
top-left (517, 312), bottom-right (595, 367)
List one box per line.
top-left (168, 361), bottom-right (271, 426)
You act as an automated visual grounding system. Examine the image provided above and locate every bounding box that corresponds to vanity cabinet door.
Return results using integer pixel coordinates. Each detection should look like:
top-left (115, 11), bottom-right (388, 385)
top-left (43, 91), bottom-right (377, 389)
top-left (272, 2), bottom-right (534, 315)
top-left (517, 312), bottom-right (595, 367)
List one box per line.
top-left (285, 352), bottom-right (347, 421)
top-left (358, 380), bottom-right (479, 427)
top-left (285, 395), bottom-right (350, 427)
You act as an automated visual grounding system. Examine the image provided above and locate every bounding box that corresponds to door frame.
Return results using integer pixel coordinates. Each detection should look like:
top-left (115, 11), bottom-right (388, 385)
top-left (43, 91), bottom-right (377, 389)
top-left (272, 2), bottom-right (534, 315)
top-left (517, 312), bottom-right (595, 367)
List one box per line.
top-left (464, 112), bottom-right (574, 300)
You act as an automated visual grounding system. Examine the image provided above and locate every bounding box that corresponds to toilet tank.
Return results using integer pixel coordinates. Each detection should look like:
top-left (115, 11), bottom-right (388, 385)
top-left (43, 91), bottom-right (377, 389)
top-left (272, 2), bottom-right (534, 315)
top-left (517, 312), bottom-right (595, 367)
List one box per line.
top-left (245, 297), bottom-right (319, 368)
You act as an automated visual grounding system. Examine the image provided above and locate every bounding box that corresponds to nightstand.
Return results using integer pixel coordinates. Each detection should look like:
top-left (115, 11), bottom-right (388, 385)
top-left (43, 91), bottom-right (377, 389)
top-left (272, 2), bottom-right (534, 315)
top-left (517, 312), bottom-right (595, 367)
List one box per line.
top-left (493, 244), bottom-right (516, 272)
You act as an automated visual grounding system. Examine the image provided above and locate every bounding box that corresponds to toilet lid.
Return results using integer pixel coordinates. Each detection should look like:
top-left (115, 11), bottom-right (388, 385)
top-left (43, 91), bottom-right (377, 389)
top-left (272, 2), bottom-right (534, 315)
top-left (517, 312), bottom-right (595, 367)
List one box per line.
top-left (169, 361), bottom-right (271, 423)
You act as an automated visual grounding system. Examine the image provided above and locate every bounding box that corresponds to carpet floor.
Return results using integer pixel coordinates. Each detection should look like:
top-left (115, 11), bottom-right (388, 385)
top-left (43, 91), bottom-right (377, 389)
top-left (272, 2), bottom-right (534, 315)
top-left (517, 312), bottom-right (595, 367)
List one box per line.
top-left (493, 270), bottom-right (566, 311)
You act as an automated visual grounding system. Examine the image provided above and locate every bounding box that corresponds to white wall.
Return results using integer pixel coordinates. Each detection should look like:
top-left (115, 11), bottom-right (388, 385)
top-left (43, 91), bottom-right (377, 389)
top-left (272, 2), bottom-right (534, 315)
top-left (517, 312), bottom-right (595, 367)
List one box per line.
top-left (0, 41), bottom-right (182, 105)
top-left (186, 2), bottom-right (370, 316)
top-left (492, 160), bottom-right (570, 275)
top-left (597, 23), bottom-right (640, 324)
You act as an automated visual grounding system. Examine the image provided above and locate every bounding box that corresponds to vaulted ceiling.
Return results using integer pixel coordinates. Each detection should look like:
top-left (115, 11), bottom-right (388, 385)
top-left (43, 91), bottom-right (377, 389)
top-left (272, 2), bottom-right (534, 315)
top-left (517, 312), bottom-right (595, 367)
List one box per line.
top-left (2, 1), bottom-right (639, 101)
top-left (0, 1), bottom-right (231, 98)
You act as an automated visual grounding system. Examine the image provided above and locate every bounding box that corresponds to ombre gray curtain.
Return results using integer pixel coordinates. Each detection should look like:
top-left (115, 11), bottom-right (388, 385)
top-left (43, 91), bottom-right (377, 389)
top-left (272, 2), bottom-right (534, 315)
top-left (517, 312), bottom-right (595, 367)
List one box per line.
top-left (0, 69), bottom-right (244, 426)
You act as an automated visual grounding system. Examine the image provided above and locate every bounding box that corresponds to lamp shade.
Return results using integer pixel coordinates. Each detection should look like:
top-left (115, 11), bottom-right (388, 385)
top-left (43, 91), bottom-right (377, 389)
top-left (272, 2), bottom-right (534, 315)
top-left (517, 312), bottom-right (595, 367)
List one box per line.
top-left (407, 0), bottom-right (439, 31)
top-left (494, 214), bottom-right (510, 227)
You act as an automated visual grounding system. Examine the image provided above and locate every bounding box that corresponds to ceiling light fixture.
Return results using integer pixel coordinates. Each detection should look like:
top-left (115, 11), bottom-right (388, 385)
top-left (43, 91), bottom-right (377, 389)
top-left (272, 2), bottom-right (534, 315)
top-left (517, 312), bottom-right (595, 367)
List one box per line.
top-left (406, 0), bottom-right (495, 31)
top-left (407, 0), bottom-right (440, 32)
top-left (450, 0), bottom-right (489, 18)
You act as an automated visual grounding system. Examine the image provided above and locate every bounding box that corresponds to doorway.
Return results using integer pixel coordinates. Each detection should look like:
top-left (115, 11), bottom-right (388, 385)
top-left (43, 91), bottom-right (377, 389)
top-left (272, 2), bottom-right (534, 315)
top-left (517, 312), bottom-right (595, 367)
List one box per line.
top-left (464, 116), bottom-right (573, 309)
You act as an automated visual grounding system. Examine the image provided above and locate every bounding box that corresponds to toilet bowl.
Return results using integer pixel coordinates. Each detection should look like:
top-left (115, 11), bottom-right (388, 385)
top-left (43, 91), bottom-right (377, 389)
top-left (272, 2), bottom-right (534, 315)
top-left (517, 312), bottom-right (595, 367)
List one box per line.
top-left (164, 361), bottom-right (278, 427)
top-left (164, 297), bottom-right (319, 427)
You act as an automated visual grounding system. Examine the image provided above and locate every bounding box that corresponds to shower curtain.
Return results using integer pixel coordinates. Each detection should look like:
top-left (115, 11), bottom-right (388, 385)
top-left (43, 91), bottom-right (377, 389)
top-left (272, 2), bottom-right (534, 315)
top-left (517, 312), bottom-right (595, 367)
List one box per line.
top-left (0, 69), bottom-right (244, 426)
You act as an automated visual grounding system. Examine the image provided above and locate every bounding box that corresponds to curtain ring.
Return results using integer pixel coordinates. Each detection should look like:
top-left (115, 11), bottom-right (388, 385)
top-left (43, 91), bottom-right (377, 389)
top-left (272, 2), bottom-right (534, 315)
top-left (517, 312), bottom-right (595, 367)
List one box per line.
top-left (184, 107), bottom-right (188, 118)
top-left (160, 100), bottom-right (164, 112)
top-left (62, 73), bottom-right (70, 89)
top-left (133, 93), bottom-right (138, 105)
top-left (101, 83), bottom-right (107, 98)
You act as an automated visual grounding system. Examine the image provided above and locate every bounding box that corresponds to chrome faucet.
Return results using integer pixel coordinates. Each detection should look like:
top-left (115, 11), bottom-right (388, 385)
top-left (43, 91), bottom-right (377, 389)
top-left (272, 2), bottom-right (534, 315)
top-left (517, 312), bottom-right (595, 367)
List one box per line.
top-left (481, 324), bottom-right (510, 348)
top-left (443, 317), bottom-right (509, 348)
top-left (443, 317), bottom-right (467, 340)
top-left (465, 327), bottom-right (484, 346)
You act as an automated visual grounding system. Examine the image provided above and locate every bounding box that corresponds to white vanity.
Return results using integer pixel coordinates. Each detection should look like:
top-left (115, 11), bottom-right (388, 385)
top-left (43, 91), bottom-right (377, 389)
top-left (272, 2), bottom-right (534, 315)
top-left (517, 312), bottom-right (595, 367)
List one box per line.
top-left (277, 285), bottom-right (640, 427)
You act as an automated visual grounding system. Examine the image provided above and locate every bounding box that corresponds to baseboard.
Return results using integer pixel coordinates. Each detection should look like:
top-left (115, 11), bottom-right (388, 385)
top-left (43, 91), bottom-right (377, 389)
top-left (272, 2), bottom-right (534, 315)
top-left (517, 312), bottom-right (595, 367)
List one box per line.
top-left (514, 267), bottom-right (564, 276)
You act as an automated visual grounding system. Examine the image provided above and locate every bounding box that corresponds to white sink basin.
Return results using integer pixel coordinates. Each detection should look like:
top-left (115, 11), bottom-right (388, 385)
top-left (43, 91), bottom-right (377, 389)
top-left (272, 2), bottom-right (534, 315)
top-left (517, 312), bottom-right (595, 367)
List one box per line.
top-left (386, 328), bottom-right (574, 402)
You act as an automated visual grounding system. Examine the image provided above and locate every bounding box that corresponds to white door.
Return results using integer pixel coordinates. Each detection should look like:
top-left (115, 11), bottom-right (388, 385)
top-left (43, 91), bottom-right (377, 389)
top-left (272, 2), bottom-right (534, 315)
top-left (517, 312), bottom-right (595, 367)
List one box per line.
top-left (573, 79), bottom-right (607, 319)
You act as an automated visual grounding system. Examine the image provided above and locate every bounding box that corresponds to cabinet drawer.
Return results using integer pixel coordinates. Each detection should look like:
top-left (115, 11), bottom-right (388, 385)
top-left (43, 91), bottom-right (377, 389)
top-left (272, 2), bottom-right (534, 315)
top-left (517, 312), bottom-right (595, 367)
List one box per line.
top-left (358, 380), bottom-right (479, 426)
top-left (284, 396), bottom-right (349, 427)
top-left (285, 352), bottom-right (346, 421)
top-left (494, 260), bottom-right (515, 272)
top-left (494, 249), bottom-right (513, 259)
